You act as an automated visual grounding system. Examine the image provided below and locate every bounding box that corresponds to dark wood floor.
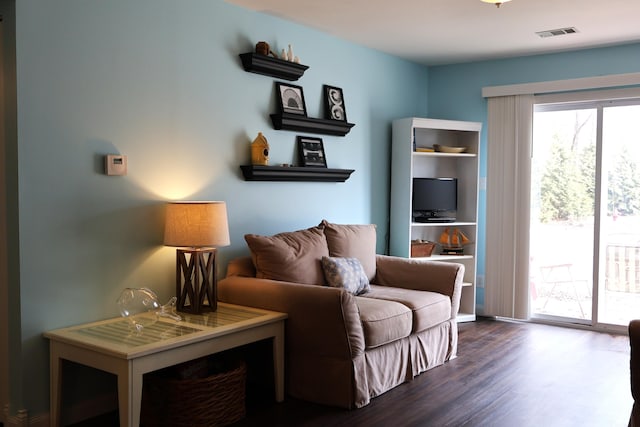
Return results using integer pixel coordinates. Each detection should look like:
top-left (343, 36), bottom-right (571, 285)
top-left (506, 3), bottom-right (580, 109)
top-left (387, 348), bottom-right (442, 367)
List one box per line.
top-left (72, 318), bottom-right (632, 427)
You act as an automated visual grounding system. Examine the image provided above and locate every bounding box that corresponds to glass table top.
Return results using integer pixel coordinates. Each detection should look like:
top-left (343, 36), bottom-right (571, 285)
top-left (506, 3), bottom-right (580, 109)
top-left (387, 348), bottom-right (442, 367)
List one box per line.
top-left (62, 304), bottom-right (269, 349)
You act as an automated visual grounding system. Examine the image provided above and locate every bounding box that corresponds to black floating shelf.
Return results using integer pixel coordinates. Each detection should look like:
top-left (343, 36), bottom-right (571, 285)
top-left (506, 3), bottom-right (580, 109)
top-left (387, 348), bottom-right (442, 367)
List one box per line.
top-left (241, 165), bottom-right (354, 182)
top-left (239, 53), bottom-right (309, 81)
top-left (270, 113), bottom-right (355, 137)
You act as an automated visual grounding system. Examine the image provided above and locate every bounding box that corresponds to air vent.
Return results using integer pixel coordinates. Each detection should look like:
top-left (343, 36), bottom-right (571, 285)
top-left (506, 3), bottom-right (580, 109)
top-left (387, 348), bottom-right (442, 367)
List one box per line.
top-left (536, 27), bottom-right (579, 38)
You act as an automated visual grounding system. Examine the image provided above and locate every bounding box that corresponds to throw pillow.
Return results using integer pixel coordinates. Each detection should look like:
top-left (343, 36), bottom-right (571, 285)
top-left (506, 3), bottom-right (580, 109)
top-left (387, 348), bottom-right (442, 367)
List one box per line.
top-left (245, 226), bottom-right (329, 285)
top-left (320, 220), bottom-right (377, 281)
top-left (321, 256), bottom-right (370, 295)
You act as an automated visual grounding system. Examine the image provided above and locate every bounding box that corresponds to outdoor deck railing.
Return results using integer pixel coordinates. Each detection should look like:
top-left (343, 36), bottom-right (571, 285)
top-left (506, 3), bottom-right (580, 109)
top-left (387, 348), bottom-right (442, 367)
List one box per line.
top-left (605, 244), bottom-right (640, 293)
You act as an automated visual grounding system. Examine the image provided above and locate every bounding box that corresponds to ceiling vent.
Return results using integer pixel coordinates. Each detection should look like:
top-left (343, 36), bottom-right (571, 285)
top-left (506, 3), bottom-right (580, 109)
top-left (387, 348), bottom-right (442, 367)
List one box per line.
top-left (536, 27), bottom-right (579, 38)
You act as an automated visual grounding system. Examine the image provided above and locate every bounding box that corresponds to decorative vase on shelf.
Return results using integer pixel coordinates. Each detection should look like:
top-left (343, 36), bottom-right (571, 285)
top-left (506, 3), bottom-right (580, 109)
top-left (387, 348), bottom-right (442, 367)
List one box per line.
top-left (281, 48), bottom-right (288, 61)
top-left (255, 41), bottom-right (270, 56)
top-left (287, 44), bottom-right (294, 62)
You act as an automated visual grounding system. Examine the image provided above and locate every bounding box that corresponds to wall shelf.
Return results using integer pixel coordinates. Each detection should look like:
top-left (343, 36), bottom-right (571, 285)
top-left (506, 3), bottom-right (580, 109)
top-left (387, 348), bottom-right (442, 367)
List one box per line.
top-left (239, 53), bottom-right (309, 81)
top-left (240, 165), bottom-right (354, 182)
top-left (270, 113), bottom-right (355, 136)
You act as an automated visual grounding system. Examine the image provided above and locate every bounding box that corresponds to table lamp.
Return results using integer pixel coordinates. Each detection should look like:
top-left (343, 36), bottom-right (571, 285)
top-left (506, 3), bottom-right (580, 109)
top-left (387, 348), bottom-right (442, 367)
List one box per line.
top-left (164, 201), bottom-right (230, 313)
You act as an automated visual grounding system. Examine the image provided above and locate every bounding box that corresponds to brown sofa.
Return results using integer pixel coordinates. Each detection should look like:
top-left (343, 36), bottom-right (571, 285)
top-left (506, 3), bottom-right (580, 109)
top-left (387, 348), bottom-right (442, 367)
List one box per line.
top-left (217, 221), bottom-right (465, 408)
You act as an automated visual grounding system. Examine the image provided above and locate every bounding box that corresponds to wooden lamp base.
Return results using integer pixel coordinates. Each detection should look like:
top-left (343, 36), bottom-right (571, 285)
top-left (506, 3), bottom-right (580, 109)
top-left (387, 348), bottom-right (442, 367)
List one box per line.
top-left (175, 248), bottom-right (217, 313)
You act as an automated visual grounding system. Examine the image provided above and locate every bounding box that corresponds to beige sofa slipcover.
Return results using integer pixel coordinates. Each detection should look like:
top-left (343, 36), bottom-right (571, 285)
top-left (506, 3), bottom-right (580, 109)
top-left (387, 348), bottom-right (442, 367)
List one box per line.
top-left (217, 221), bottom-right (464, 409)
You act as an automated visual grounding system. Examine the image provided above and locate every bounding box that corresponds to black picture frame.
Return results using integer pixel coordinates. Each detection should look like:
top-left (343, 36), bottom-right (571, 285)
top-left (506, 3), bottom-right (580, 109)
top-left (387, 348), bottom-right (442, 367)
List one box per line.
top-left (276, 82), bottom-right (307, 116)
top-left (297, 136), bottom-right (327, 168)
top-left (323, 85), bottom-right (347, 121)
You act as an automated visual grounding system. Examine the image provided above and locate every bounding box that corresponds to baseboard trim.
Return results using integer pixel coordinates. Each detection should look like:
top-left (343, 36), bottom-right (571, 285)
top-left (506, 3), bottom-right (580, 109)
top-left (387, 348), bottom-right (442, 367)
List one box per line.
top-left (2, 392), bottom-right (118, 427)
top-left (2, 410), bottom-right (46, 427)
top-left (2, 405), bottom-right (29, 427)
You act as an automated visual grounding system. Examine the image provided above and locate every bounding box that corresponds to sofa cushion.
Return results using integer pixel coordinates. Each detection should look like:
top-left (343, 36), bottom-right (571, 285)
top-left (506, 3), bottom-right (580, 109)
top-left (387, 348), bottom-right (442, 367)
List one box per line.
top-left (245, 226), bottom-right (329, 285)
top-left (321, 256), bottom-right (370, 295)
top-left (355, 297), bottom-right (412, 349)
top-left (320, 220), bottom-right (377, 282)
top-left (364, 285), bottom-right (452, 333)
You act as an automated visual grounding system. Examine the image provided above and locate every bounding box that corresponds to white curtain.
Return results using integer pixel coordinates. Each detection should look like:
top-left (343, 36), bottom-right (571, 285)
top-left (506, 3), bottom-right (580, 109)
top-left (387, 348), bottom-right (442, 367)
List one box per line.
top-left (484, 95), bottom-right (534, 319)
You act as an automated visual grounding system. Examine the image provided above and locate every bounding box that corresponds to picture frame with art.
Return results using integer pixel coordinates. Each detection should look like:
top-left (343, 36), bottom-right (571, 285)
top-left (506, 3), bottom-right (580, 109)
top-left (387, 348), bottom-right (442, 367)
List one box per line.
top-left (323, 85), bottom-right (347, 121)
top-left (276, 82), bottom-right (307, 116)
top-left (297, 136), bottom-right (327, 167)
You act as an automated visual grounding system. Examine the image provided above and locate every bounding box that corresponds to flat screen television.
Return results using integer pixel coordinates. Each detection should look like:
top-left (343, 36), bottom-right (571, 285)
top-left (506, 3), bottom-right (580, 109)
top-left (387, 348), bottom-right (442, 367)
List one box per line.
top-left (412, 177), bottom-right (457, 222)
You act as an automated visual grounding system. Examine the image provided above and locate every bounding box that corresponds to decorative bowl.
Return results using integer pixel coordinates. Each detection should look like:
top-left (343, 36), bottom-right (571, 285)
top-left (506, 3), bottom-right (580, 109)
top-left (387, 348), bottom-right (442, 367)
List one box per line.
top-left (433, 144), bottom-right (467, 153)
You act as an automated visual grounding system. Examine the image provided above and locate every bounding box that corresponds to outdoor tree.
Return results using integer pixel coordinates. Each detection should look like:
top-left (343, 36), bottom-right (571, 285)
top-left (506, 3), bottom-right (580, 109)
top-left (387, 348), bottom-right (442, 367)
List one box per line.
top-left (609, 146), bottom-right (640, 216)
top-left (539, 120), bottom-right (594, 222)
top-left (540, 120), bottom-right (640, 222)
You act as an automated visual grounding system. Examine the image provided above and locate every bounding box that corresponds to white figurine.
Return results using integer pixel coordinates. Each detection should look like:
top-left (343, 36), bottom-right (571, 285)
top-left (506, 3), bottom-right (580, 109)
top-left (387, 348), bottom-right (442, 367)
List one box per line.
top-left (287, 44), bottom-right (294, 62)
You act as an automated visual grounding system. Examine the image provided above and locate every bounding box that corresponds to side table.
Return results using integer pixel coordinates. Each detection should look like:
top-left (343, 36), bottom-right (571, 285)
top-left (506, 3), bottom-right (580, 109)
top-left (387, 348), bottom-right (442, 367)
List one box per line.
top-left (44, 302), bottom-right (287, 427)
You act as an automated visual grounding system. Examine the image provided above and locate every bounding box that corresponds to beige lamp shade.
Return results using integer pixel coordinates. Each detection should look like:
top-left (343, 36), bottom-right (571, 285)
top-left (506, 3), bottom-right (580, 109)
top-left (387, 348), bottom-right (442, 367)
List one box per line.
top-left (164, 201), bottom-right (230, 248)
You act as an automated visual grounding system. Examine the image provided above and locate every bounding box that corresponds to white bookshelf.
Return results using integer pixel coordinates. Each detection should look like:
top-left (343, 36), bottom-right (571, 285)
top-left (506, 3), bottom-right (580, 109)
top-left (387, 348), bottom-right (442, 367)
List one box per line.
top-left (390, 118), bottom-right (482, 322)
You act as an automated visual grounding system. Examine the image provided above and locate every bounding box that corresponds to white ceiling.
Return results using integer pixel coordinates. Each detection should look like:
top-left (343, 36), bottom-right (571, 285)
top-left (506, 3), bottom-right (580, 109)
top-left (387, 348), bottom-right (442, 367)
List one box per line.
top-left (225, 0), bottom-right (640, 66)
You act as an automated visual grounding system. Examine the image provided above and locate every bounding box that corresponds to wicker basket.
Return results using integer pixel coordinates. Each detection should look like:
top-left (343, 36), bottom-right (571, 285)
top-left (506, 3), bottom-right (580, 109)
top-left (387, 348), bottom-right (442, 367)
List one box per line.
top-left (411, 241), bottom-right (436, 257)
top-left (141, 359), bottom-right (246, 427)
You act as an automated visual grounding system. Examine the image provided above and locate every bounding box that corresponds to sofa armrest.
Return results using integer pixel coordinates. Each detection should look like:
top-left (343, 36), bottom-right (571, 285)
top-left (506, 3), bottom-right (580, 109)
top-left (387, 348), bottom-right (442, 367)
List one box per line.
top-left (226, 256), bottom-right (256, 277)
top-left (373, 254), bottom-right (465, 318)
top-left (218, 275), bottom-right (365, 359)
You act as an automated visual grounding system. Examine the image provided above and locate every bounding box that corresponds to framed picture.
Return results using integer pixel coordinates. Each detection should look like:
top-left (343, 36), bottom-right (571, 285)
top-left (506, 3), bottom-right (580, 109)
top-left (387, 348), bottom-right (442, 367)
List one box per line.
top-left (324, 85), bottom-right (347, 121)
top-left (297, 136), bottom-right (327, 168)
top-left (276, 82), bottom-right (307, 116)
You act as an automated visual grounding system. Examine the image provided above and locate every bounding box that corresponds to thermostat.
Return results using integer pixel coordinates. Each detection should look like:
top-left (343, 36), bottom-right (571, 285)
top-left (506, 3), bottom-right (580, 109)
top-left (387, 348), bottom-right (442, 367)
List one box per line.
top-left (105, 154), bottom-right (127, 176)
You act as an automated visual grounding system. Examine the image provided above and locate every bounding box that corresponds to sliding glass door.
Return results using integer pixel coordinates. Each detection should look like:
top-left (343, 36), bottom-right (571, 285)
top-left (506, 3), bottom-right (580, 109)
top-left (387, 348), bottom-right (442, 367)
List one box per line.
top-left (598, 104), bottom-right (640, 325)
top-left (530, 100), bottom-right (640, 328)
top-left (530, 106), bottom-right (596, 323)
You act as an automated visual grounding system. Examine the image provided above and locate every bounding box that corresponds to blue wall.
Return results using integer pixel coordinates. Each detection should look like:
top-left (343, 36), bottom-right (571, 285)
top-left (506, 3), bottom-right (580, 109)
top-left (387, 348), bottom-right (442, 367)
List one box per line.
top-left (427, 43), bottom-right (640, 311)
top-left (13, 0), bottom-right (429, 416)
top-left (11, 0), bottom-right (640, 418)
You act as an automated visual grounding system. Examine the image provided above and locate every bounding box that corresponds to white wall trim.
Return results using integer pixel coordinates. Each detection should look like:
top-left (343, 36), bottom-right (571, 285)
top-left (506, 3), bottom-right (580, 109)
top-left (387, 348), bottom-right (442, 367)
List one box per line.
top-left (482, 72), bottom-right (640, 98)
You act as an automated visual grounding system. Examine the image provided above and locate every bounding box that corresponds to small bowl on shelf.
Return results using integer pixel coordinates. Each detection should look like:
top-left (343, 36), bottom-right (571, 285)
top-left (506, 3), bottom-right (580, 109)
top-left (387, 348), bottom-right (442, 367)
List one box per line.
top-left (433, 144), bottom-right (467, 153)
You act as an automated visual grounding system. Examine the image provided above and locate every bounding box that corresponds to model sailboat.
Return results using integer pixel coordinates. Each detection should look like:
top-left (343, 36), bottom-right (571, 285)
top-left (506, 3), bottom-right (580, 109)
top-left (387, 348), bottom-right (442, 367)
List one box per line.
top-left (439, 227), bottom-right (470, 255)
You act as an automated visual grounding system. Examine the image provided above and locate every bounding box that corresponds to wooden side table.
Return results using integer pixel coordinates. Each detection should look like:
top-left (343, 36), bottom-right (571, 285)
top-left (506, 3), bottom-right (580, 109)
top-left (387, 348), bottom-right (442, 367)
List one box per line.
top-left (44, 303), bottom-right (287, 427)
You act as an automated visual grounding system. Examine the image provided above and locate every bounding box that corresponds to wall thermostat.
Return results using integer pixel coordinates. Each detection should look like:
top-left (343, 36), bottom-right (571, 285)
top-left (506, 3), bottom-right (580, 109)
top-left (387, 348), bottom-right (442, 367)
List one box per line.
top-left (105, 154), bottom-right (127, 176)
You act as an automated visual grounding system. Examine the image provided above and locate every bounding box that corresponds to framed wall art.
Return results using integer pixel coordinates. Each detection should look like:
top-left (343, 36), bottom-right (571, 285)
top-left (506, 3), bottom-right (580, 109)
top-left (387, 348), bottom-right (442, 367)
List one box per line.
top-left (276, 82), bottom-right (307, 116)
top-left (323, 85), bottom-right (347, 121)
top-left (297, 136), bottom-right (327, 167)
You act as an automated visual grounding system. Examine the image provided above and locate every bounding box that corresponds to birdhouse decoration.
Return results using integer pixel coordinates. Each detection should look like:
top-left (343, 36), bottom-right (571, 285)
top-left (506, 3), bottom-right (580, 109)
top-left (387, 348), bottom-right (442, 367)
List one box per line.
top-left (251, 132), bottom-right (270, 166)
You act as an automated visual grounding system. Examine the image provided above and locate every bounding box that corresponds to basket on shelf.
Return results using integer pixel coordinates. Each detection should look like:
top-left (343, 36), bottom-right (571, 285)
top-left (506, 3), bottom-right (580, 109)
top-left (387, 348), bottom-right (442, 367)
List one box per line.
top-left (141, 358), bottom-right (247, 427)
top-left (411, 240), bottom-right (436, 257)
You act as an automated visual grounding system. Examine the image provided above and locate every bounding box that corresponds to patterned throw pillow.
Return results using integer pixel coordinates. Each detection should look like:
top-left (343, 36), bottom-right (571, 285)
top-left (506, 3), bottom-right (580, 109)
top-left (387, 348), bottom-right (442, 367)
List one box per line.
top-left (320, 220), bottom-right (377, 282)
top-left (321, 256), bottom-right (370, 295)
